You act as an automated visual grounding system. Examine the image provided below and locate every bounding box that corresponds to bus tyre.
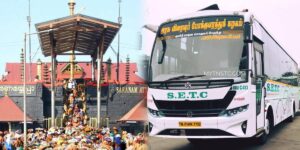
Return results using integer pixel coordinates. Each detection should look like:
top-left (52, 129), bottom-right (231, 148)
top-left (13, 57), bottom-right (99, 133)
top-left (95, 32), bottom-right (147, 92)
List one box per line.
top-left (257, 115), bottom-right (271, 145)
top-left (257, 131), bottom-right (267, 145)
top-left (287, 103), bottom-right (295, 122)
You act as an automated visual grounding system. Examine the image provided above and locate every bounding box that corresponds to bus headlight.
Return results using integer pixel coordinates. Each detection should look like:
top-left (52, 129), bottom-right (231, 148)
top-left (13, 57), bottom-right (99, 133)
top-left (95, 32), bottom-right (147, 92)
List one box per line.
top-left (148, 108), bottom-right (164, 117)
top-left (219, 104), bottom-right (249, 117)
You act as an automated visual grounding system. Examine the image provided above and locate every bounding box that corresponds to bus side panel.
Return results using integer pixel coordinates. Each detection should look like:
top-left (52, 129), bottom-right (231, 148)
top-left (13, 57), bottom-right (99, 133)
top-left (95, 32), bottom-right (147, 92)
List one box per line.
top-left (265, 81), bottom-right (295, 126)
top-left (254, 19), bottom-right (298, 127)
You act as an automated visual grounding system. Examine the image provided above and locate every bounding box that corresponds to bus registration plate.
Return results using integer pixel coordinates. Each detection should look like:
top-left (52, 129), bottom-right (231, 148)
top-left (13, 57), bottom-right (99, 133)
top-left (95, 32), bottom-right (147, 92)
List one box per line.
top-left (179, 121), bottom-right (201, 127)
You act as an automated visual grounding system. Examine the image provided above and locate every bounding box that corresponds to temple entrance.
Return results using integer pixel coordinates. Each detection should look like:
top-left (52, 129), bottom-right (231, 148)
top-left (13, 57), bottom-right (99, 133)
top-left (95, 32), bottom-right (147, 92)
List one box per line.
top-left (62, 79), bottom-right (87, 127)
top-left (36, 13), bottom-right (120, 128)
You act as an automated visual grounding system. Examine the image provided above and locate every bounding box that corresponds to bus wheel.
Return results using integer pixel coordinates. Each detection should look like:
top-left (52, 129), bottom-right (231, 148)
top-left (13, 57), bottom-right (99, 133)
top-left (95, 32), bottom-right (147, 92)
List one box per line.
top-left (287, 103), bottom-right (295, 122)
top-left (256, 114), bottom-right (271, 145)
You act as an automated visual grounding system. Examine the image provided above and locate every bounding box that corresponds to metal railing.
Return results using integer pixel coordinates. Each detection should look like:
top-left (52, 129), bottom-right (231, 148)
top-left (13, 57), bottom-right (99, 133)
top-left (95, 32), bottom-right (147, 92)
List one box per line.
top-left (44, 117), bottom-right (110, 129)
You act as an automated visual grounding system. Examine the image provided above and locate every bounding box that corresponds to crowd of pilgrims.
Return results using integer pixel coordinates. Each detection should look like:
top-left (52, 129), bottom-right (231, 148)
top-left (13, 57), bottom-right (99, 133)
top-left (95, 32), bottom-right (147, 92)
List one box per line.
top-left (62, 79), bottom-right (88, 127)
top-left (0, 127), bottom-right (148, 150)
top-left (0, 79), bottom-right (148, 150)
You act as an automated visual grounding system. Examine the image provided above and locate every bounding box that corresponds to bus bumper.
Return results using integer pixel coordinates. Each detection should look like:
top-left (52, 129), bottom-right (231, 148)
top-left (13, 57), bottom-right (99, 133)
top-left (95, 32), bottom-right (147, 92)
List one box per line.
top-left (148, 112), bottom-right (255, 138)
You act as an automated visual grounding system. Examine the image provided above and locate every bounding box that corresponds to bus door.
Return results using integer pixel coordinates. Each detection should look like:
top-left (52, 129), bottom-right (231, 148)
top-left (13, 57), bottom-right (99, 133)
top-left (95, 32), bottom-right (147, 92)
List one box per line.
top-left (254, 38), bottom-right (265, 130)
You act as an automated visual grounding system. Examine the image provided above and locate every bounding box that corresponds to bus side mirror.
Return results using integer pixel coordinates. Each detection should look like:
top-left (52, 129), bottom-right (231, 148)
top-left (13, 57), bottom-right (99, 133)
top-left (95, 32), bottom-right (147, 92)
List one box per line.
top-left (244, 22), bottom-right (252, 43)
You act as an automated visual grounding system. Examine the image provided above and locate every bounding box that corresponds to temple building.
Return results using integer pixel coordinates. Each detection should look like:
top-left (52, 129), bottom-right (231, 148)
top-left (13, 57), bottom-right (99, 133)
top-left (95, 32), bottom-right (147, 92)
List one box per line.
top-left (0, 58), bottom-right (146, 131)
top-left (0, 0), bottom-right (148, 133)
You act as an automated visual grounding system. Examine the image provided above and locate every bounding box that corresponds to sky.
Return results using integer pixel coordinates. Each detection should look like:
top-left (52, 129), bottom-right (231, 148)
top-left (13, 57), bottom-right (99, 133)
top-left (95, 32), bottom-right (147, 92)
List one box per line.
top-left (142, 0), bottom-right (300, 69)
top-left (0, 0), bottom-right (143, 75)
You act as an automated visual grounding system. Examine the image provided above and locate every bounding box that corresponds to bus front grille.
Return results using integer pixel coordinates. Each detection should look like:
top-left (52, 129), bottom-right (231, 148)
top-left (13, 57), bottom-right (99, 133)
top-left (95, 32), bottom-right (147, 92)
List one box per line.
top-left (154, 91), bottom-right (236, 117)
top-left (148, 79), bottom-right (234, 90)
top-left (159, 109), bottom-right (223, 117)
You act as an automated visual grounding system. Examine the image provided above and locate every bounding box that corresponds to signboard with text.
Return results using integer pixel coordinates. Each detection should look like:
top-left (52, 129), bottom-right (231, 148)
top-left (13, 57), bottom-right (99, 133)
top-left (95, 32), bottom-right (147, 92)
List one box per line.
top-left (0, 84), bottom-right (42, 97)
top-left (159, 16), bottom-right (244, 40)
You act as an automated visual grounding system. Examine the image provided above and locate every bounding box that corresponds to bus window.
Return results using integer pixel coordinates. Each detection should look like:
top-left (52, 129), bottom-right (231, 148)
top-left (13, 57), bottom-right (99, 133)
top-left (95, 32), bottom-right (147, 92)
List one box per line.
top-left (255, 51), bottom-right (263, 76)
top-left (254, 41), bottom-right (263, 76)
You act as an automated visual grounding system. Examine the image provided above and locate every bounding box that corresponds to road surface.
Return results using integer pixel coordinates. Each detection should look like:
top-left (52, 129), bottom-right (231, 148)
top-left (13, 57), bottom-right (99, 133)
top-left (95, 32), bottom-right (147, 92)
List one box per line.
top-left (148, 113), bottom-right (300, 150)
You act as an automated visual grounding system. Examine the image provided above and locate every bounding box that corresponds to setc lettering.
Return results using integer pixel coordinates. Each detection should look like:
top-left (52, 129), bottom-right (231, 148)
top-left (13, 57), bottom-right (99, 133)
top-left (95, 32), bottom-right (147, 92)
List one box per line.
top-left (166, 91), bottom-right (208, 100)
top-left (167, 92), bottom-right (174, 99)
top-left (200, 92), bottom-right (208, 98)
top-left (189, 92), bottom-right (197, 98)
top-left (178, 92), bottom-right (186, 98)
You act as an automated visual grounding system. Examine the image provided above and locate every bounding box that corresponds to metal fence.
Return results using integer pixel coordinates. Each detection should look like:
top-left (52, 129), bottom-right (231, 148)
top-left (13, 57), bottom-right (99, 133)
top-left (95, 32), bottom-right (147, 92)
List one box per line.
top-left (44, 117), bottom-right (110, 129)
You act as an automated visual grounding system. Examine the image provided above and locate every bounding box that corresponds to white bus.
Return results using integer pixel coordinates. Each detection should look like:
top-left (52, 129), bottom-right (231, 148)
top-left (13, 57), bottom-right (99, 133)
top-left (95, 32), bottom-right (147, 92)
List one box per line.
top-left (147, 5), bottom-right (300, 144)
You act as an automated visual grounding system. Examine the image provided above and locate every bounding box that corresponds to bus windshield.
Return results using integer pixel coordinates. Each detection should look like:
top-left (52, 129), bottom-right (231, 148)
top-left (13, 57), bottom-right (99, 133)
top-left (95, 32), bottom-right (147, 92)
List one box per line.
top-left (150, 16), bottom-right (248, 83)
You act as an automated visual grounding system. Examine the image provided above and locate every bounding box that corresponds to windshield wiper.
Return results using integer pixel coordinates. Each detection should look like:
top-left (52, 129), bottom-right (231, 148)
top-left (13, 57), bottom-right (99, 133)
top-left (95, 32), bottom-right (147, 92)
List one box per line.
top-left (165, 75), bottom-right (206, 81)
